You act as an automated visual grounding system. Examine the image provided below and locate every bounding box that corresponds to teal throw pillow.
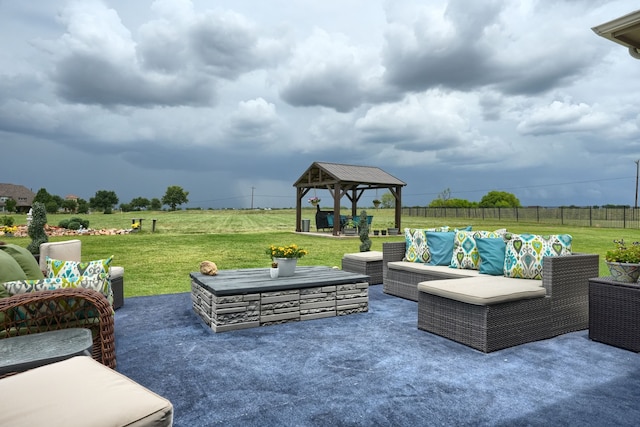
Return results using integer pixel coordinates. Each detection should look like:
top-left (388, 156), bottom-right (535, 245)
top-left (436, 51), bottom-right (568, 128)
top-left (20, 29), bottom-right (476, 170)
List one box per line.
top-left (476, 238), bottom-right (506, 276)
top-left (426, 232), bottom-right (455, 266)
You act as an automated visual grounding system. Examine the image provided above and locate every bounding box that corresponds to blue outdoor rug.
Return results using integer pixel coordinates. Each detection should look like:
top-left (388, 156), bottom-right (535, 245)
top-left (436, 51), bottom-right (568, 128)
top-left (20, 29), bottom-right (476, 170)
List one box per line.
top-left (115, 285), bottom-right (640, 427)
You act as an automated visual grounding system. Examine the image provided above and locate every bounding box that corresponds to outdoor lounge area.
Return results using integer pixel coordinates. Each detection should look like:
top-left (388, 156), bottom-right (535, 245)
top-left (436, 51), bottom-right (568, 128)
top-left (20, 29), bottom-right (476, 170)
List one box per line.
top-left (111, 284), bottom-right (640, 426)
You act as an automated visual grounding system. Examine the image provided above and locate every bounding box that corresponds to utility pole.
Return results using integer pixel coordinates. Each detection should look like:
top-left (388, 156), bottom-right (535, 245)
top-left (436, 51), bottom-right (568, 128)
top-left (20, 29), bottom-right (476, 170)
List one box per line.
top-left (635, 160), bottom-right (640, 210)
top-left (251, 187), bottom-right (255, 210)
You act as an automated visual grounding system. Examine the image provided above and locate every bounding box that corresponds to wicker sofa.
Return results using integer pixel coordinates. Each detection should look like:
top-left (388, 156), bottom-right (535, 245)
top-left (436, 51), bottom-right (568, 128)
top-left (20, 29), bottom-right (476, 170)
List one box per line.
top-left (0, 288), bottom-right (116, 375)
top-left (382, 241), bottom-right (599, 352)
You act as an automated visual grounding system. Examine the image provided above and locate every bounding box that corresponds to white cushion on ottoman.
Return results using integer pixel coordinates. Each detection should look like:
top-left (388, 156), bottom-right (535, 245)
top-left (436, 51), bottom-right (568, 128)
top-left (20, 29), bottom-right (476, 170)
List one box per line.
top-left (0, 356), bottom-right (173, 427)
top-left (342, 251), bottom-right (383, 261)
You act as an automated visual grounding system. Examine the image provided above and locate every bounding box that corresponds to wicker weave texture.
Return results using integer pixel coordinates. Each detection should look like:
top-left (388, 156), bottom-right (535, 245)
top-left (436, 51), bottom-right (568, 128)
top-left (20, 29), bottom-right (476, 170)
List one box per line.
top-left (589, 278), bottom-right (640, 352)
top-left (418, 293), bottom-right (551, 352)
top-left (341, 258), bottom-right (382, 284)
top-left (0, 288), bottom-right (116, 374)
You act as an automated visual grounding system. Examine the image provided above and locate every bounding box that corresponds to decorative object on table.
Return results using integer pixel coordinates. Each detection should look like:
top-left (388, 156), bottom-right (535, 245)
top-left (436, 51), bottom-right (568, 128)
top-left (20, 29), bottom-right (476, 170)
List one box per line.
top-left (199, 261), bottom-right (218, 276)
top-left (26, 202), bottom-right (48, 259)
top-left (359, 210), bottom-right (371, 252)
top-left (308, 196), bottom-right (321, 206)
top-left (265, 244), bottom-right (308, 277)
top-left (604, 239), bottom-right (640, 283)
top-left (270, 261), bottom-right (279, 279)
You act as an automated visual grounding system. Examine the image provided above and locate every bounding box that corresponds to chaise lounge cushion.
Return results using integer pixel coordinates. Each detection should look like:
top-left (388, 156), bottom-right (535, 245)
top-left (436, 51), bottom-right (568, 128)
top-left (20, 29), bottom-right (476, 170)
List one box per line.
top-left (417, 276), bottom-right (545, 305)
top-left (0, 356), bottom-right (173, 427)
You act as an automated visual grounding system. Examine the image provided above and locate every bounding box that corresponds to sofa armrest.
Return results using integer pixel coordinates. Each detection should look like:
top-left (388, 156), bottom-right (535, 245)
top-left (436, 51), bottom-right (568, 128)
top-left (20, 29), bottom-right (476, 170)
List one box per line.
top-left (382, 241), bottom-right (405, 279)
top-left (542, 253), bottom-right (599, 298)
top-left (0, 288), bottom-right (116, 374)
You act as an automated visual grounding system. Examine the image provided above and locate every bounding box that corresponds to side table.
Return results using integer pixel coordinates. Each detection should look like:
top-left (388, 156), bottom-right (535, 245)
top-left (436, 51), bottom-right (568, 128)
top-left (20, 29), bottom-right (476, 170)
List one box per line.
top-left (0, 328), bottom-right (93, 376)
top-left (589, 277), bottom-right (640, 352)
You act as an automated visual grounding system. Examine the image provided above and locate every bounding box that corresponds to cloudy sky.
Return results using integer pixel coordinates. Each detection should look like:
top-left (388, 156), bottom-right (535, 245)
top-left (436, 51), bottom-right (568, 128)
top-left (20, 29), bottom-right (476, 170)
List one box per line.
top-left (2, 0), bottom-right (639, 209)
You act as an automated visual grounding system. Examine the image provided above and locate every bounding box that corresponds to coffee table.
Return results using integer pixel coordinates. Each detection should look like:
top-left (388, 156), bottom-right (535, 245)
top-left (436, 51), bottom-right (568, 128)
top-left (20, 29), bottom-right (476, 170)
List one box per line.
top-left (0, 328), bottom-right (93, 375)
top-left (190, 266), bottom-right (369, 332)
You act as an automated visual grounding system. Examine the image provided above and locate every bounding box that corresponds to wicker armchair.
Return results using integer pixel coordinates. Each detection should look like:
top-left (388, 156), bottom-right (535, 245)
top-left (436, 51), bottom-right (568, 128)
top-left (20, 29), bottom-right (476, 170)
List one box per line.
top-left (0, 288), bottom-right (116, 375)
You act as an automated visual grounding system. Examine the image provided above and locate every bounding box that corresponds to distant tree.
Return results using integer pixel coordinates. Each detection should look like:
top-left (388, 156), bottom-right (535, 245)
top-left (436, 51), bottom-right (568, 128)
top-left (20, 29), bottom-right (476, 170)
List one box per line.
top-left (119, 203), bottom-right (132, 212)
top-left (4, 198), bottom-right (16, 212)
top-left (479, 191), bottom-right (521, 208)
top-left (33, 188), bottom-right (52, 205)
top-left (90, 190), bottom-right (119, 214)
top-left (150, 198), bottom-right (162, 210)
top-left (430, 198), bottom-right (476, 208)
top-left (61, 199), bottom-right (77, 213)
top-left (162, 186), bottom-right (189, 211)
top-left (77, 198), bottom-right (89, 214)
top-left (45, 201), bottom-right (58, 214)
top-left (130, 197), bottom-right (150, 211)
top-left (380, 192), bottom-right (395, 208)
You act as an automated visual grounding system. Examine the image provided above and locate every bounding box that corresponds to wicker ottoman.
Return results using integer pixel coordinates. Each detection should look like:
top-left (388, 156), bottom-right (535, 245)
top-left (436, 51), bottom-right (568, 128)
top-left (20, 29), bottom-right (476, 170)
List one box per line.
top-left (110, 266), bottom-right (124, 310)
top-left (0, 356), bottom-right (173, 427)
top-left (342, 251), bottom-right (383, 284)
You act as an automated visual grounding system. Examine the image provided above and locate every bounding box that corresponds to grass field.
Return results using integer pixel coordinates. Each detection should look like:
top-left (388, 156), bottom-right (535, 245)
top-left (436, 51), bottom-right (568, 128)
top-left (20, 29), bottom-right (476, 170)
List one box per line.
top-left (4, 208), bottom-right (640, 297)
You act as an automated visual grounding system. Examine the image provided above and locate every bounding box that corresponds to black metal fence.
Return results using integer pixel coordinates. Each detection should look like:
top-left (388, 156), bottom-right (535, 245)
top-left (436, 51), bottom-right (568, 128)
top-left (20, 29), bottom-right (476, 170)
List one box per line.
top-left (402, 207), bottom-right (640, 229)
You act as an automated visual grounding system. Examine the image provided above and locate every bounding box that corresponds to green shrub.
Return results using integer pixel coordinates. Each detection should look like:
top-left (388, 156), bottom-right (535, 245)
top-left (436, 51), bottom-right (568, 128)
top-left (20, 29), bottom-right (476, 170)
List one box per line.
top-left (1, 215), bottom-right (14, 227)
top-left (58, 217), bottom-right (89, 229)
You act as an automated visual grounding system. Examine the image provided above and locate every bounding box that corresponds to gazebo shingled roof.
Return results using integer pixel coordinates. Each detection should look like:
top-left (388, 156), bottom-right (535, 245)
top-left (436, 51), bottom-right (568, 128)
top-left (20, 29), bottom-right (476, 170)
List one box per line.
top-left (293, 162), bottom-right (406, 235)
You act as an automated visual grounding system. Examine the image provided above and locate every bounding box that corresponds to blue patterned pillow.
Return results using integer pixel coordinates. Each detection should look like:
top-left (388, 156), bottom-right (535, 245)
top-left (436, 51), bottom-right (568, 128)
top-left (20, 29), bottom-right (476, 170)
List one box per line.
top-left (503, 233), bottom-right (572, 279)
top-left (404, 228), bottom-right (430, 263)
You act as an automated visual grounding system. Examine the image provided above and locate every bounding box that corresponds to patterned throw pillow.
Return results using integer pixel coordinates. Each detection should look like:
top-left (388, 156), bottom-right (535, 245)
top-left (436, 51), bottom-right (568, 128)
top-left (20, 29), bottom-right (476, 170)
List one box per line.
top-left (2, 275), bottom-right (113, 307)
top-left (450, 230), bottom-right (506, 270)
top-left (46, 256), bottom-right (114, 305)
top-left (503, 233), bottom-right (572, 279)
top-left (404, 228), bottom-right (430, 263)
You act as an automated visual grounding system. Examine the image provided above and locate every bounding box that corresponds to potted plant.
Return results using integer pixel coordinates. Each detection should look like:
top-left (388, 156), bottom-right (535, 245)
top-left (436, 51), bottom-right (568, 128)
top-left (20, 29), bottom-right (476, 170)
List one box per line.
top-left (373, 199), bottom-right (381, 209)
top-left (308, 196), bottom-right (321, 207)
top-left (265, 244), bottom-right (308, 277)
top-left (343, 219), bottom-right (357, 236)
top-left (605, 239), bottom-right (640, 283)
top-left (387, 222), bottom-right (399, 235)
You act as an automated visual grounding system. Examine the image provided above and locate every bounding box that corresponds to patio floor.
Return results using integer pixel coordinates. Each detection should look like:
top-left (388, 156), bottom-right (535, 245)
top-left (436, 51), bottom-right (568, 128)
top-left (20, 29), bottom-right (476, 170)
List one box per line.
top-left (114, 285), bottom-right (640, 427)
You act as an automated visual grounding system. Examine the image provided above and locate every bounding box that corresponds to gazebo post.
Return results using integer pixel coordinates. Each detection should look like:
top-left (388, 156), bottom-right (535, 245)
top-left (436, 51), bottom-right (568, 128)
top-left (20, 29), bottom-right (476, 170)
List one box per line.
top-left (295, 187), bottom-right (303, 232)
top-left (395, 185), bottom-right (402, 230)
top-left (333, 182), bottom-right (341, 236)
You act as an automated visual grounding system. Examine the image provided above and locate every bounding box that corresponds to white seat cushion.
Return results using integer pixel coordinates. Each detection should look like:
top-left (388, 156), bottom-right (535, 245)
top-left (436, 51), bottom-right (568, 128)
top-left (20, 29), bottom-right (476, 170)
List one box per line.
top-left (0, 356), bottom-right (173, 427)
top-left (343, 251), bottom-right (383, 261)
top-left (418, 276), bottom-right (545, 306)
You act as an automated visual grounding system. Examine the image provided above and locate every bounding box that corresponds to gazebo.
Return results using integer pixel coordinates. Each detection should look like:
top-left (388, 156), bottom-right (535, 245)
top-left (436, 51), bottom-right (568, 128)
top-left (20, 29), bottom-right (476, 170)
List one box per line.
top-left (293, 162), bottom-right (407, 236)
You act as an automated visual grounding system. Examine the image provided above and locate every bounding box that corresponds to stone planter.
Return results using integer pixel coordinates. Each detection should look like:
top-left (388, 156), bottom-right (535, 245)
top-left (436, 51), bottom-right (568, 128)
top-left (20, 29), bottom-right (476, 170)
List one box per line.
top-left (275, 257), bottom-right (297, 277)
top-left (387, 228), bottom-right (399, 235)
top-left (606, 261), bottom-right (640, 283)
top-left (343, 227), bottom-right (357, 236)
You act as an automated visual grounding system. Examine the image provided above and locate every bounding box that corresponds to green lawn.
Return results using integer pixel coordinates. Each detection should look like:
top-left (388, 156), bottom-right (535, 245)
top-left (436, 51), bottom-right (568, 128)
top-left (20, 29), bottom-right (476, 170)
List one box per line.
top-left (5, 209), bottom-right (639, 297)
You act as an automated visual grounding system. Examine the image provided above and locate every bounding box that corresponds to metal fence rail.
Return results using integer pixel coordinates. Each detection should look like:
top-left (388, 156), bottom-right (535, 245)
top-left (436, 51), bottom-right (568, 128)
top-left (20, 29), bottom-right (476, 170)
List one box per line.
top-left (402, 207), bottom-right (640, 229)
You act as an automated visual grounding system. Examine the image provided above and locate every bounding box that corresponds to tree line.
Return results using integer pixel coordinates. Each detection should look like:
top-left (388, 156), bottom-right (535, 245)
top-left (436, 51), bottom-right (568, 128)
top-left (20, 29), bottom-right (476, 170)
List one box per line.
top-left (30, 185), bottom-right (190, 214)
